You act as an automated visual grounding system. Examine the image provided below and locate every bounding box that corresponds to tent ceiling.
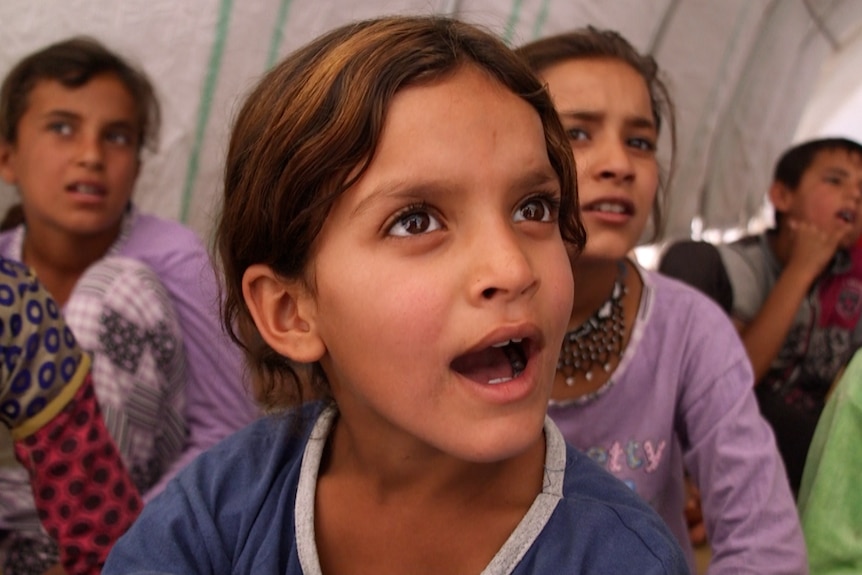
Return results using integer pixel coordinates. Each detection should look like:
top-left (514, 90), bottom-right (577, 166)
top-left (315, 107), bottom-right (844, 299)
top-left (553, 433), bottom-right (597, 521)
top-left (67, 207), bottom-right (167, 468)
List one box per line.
top-left (1, 0), bottom-right (861, 242)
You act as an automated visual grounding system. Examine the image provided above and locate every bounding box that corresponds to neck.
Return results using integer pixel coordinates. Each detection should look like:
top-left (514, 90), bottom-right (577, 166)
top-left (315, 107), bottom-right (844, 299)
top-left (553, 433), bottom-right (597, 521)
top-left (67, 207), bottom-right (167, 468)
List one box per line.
top-left (569, 257), bottom-right (624, 329)
top-left (22, 222), bottom-right (120, 305)
top-left (323, 414), bottom-right (545, 506)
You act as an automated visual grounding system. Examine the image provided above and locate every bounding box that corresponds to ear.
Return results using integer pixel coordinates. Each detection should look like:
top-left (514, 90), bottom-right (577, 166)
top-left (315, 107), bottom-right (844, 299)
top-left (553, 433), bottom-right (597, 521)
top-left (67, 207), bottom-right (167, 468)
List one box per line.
top-left (0, 139), bottom-right (17, 185)
top-left (242, 264), bottom-right (326, 363)
top-left (768, 181), bottom-right (794, 214)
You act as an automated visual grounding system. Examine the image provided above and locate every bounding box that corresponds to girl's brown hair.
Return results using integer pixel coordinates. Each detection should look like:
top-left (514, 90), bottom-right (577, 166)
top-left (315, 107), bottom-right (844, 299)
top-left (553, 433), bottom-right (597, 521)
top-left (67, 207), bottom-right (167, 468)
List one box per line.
top-left (516, 27), bottom-right (677, 241)
top-left (218, 15), bottom-right (585, 411)
top-left (0, 36), bottom-right (160, 153)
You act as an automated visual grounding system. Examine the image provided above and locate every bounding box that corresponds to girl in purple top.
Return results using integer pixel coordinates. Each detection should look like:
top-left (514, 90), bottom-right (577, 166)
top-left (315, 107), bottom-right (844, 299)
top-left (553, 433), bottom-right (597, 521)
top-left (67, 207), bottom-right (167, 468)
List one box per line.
top-left (518, 28), bottom-right (807, 575)
top-left (0, 36), bottom-right (258, 571)
top-left (0, 37), bottom-right (257, 495)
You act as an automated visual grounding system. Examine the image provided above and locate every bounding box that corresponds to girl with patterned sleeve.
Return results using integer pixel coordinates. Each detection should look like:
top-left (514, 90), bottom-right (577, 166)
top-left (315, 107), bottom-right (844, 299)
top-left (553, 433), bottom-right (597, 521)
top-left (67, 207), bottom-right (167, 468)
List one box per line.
top-left (1, 256), bottom-right (141, 575)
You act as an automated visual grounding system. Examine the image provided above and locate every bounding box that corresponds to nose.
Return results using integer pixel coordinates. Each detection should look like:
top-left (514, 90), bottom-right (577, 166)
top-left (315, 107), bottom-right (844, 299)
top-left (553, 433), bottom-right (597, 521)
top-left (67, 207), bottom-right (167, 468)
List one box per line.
top-left (76, 131), bottom-right (104, 170)
top-left (468, 219), bottom-right (539, 303)
top-left (591, 134), bottom-right (635, 184)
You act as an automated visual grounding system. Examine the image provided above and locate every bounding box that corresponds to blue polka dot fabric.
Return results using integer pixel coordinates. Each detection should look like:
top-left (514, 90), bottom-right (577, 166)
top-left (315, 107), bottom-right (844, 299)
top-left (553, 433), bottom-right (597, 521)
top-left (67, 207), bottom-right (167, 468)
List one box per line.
top-left (1, 257), bottom-right (84, 430)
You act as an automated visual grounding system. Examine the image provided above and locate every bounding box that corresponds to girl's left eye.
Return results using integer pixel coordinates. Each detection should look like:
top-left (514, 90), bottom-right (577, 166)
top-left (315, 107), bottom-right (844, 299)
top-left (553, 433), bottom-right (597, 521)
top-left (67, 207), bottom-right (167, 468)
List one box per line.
top-left (104, 130), bottom-right (134, 146)
top-left (628, 137), bottom-right (656, 152)
top-left (48, 122), bottom-right (73, 136)
top-left (388, 207), bottom-right (442, 237)
top-left (514, 195), bottom-right (558, 223)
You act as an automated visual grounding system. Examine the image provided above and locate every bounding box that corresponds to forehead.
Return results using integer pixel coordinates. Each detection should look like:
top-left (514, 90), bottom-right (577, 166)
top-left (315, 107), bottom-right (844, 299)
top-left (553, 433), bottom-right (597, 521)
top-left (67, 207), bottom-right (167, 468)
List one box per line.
top-left (386, 66), bottom-right (531, 127)
top-left (333, 65), bottom-right (554, 211)
top-left (380, 66), bottom-right (546, 168)
top-left (23, 74), bottom-right (137, 123)
top-left (807, 147), bottom-right (862, 173)
top-left (539, 57), bottom-right (650, 115)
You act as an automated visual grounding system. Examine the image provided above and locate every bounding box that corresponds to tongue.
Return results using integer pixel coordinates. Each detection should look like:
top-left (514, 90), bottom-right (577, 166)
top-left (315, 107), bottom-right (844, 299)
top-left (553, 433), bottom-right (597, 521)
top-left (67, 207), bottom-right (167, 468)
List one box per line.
top-left (451, 347), bottom-right (513, 384)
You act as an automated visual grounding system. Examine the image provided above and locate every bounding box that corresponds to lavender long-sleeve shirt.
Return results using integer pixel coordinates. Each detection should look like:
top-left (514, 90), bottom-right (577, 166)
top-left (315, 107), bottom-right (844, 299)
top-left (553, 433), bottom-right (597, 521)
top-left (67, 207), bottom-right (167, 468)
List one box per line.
top-left (548, 265), bottom-right (807, 575)
top-left (0, 208), bottom-right (259, 499)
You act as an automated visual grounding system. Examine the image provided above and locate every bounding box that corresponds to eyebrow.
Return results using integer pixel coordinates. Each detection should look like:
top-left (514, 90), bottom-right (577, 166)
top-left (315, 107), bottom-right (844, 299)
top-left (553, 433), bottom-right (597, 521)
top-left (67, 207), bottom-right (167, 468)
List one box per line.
top-left (351, 167), bottom-right (560, 218)
top-left (558, 110), bottom-right (656, 131)
top-left (43, 109), bottom-right (136, 130)
top-left (42, 109), bottom-right (81, 121)
top-left (822, 167), bottom-right (849, 177)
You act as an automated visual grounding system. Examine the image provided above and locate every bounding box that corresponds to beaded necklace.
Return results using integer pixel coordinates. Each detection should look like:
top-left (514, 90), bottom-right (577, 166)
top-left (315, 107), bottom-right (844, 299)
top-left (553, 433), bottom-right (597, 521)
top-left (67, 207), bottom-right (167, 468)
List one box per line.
top-left (556, 262), bottom-right (628, 386)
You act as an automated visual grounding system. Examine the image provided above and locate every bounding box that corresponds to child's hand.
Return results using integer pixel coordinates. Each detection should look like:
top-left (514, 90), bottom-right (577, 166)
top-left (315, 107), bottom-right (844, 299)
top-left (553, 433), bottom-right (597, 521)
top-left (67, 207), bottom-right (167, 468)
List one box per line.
top-left (684, 476), bottom-right (707, 547)
top-left (786, 218), bottom-right (850, 280)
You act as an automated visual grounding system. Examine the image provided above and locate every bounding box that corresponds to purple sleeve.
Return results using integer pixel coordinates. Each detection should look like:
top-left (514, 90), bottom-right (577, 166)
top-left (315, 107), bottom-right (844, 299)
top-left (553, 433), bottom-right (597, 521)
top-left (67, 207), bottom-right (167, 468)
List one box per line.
top-left (118, 214), bottom-right (259, 499)
top-left (676, 294), bottom-right (807, 575)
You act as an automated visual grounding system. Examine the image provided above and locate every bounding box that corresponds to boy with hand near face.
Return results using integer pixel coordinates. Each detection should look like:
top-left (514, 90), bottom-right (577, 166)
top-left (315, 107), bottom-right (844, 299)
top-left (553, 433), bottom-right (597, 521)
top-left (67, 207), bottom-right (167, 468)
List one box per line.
top-left (663, 137), bottom-right (862, 495)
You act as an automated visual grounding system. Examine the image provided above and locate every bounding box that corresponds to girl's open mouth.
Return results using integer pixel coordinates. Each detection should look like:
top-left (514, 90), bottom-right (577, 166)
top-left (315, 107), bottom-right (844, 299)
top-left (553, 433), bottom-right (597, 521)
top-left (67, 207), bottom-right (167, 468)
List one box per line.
top-left (584, 200), bottom-right (634, 215)
top-left (67, 182), bottom-right (106, 196)
top-left (837, 208), bottom-right (856, 224)
top-left (450, 339), bottom-right (529, 385)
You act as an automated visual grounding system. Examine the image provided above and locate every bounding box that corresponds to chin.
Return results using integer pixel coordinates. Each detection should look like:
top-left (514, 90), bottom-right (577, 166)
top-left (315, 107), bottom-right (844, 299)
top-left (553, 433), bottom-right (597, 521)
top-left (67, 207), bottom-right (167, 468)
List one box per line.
top-left (456, 412), bottom-right (547, 464)
top-left (840, 233), bottom-right (862, 250)
top-left (579, 247), bottom-right (630, 266)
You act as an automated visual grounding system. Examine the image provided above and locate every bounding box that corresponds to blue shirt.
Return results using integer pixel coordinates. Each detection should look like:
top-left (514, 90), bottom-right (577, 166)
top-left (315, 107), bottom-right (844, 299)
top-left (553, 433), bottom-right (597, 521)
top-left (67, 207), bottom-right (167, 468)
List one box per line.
top-left (105, 403), bottom-right (689, 574)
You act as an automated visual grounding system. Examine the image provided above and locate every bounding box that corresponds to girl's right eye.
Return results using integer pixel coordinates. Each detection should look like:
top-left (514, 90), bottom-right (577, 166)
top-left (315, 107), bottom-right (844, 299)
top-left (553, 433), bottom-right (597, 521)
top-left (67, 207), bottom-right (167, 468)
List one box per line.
top-left (565, 127), bottom-right (589, 141)
top-left (387, 205), bottom-right (442, 237)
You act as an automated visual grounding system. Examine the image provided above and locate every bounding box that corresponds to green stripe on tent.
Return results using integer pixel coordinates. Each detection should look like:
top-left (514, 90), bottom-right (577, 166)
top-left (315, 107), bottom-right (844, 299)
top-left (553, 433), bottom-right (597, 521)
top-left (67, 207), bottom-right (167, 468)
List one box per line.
top-left (532, 0), bottom-right (551, 40)
top-left (180, 0), bottom-right (233, 223)
top-left (503, 0), bottom-right (525, 46)
top-left (266, 0), bottom-right (295, 69)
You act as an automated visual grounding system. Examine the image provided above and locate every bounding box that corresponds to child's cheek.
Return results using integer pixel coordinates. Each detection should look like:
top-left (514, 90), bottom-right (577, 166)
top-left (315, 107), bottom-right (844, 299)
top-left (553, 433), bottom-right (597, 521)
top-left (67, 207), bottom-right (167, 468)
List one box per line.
top-left (549, 243), bottom-right (575, 322)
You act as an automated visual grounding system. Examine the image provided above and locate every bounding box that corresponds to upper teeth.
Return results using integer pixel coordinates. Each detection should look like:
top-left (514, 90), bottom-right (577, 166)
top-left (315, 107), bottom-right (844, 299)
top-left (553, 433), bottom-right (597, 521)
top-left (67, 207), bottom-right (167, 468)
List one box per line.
top-left (593, 202), bottom-right (625, 213)
top-left (75, 184), bottom-right (99, 195)
top-left (492, 338), bottom-right (523, 348)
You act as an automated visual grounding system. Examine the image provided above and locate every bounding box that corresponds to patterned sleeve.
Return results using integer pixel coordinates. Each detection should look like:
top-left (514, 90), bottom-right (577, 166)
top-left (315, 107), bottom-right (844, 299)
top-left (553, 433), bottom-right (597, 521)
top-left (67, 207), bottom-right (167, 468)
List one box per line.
top-left (64, 255), bottom-right (187, 495)
top-left (0, 257), bottom-right (142, 575)
top-left (0, 257), bottom-right (80, 428)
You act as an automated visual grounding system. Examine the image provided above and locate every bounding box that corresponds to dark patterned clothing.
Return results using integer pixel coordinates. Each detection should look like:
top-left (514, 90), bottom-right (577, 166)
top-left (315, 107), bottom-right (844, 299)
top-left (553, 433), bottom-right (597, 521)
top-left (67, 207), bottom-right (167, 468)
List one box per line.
top-left (0, 258), bottom-right (76, 430)
top-left (720, 234), bottom-right (862, 406)
top-left (717, 233), bottom-right (862, 493)
top-left (0, 257), bottom-right (141, 575)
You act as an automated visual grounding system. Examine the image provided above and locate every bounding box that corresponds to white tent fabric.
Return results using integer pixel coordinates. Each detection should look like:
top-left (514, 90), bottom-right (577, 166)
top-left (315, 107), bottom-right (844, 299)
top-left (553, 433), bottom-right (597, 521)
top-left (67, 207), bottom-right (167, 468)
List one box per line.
top-left (796, 21), bottom-right (862, 145)
top-left (1, 0), bottom-right (861, 244)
